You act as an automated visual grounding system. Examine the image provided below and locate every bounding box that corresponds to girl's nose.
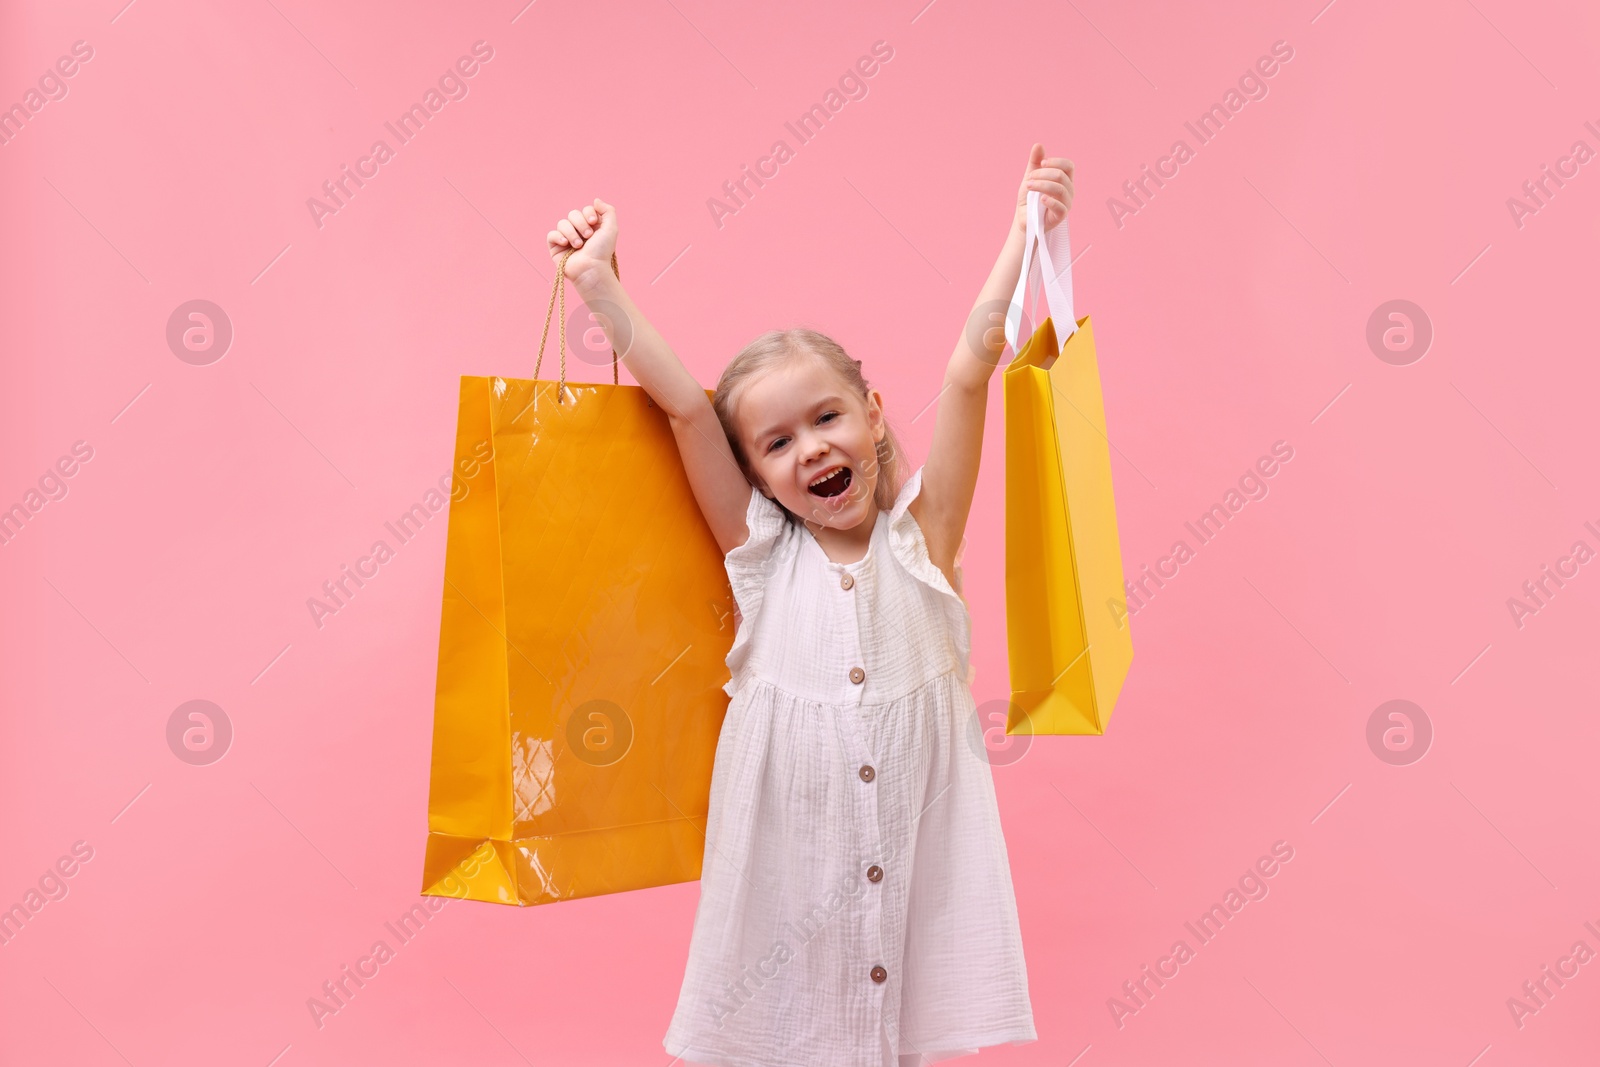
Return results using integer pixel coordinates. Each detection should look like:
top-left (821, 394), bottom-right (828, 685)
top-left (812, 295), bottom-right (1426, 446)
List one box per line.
top-left (798, 433), bottom-right (829, 464)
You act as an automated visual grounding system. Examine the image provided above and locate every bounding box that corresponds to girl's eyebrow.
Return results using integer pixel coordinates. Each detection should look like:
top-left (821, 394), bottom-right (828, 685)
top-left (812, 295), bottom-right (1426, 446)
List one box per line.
top-left (756, 395), bottom-right (846, 441)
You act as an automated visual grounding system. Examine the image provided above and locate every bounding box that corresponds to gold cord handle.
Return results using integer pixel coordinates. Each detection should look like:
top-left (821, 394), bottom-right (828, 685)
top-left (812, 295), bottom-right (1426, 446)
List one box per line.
top-left (535, 249), bottom-right (622, 399)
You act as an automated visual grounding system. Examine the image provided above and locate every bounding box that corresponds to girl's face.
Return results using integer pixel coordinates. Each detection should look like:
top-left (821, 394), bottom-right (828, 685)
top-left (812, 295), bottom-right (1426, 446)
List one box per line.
top-left (736, 353), bottom-right (887, 531)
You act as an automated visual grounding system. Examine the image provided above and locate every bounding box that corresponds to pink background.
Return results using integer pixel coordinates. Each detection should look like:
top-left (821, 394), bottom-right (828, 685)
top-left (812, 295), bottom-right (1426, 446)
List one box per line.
top-left (3, 0), bottom-right (1599, 1063)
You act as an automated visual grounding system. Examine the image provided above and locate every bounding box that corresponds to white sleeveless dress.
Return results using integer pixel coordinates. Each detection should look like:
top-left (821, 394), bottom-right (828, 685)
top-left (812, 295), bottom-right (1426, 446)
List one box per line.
top-left (663, 465), bottom-right (1037, 1067)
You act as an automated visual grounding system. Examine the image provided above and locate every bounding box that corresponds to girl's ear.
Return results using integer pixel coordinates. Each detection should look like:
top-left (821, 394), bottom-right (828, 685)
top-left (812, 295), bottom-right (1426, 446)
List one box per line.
top-left (865, 388), bottom-right (887, 442)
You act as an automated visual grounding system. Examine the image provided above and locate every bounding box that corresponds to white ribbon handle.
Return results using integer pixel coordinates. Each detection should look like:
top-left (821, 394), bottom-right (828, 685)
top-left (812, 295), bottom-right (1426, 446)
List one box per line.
top-left (1003, 188), bottom-right (1076, 354)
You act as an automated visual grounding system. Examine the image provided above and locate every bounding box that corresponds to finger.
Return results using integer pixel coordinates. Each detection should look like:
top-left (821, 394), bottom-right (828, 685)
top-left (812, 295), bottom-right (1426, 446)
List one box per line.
top-left (583, 204), bottom-right (599, 226)
top-left (1025, 179), bottom-right (1069, 202)
top-left (1028, 167), bottom-right (1070, 185)
top-left (594, 199), bottom-right (617, 246)
top-left (557, 219), bottom-right (583, 247)
top-left (1034, 193), bottom-right (1069, 226)
top-left (547, 229), bottom-right (569, 248)
top-left (1027, 143), bottom-right (1044, 173)
top-left (567, 208), bottom-right (594, 239)
top-left (1043, 157), bottom-right (1073, 175)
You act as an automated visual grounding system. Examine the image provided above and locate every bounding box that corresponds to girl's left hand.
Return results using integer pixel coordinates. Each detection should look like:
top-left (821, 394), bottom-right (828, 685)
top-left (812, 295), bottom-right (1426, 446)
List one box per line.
top-left (1014, 143), bottom-right (1074, 234)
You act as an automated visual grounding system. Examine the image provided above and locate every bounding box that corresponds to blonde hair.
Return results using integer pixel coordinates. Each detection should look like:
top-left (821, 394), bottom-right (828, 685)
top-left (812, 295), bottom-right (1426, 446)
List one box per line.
top-left (712, 327), bottom-right (908, 516)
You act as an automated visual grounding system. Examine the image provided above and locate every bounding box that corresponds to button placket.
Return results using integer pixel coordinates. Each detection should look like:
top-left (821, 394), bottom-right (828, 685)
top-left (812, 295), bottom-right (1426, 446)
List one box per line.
top-left (838, 648), bottom-right (888, 1009)
top-left (840, 565), bottom-right (867, 709)
top-left (853, 762), bottom-right (888, 1002)
top-left (828, 545), bottom-right (887, 1007)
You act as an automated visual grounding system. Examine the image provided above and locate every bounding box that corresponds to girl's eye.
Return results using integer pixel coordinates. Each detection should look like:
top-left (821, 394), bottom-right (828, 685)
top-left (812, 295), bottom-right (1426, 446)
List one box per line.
top-left (766, 412), bottom-right (837, 453)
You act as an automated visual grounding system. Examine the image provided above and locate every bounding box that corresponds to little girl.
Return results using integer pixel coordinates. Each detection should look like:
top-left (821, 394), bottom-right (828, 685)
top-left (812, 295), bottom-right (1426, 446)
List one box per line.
top-left (546, 144), bottom-right (1074, 1067)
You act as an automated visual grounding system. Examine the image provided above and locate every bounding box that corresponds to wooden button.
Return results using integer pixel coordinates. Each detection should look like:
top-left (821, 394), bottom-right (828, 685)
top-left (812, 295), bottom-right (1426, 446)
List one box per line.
top-left (849, 666), bottom-right (865, 684)
top-left (870, 965), bottom-right (887, 983)
top-left (858, 764), bottom-right (875, 783)
top-left (840, 573), bottom-right (855, 590)
top-left (867, 865), bottom-right (883, 883)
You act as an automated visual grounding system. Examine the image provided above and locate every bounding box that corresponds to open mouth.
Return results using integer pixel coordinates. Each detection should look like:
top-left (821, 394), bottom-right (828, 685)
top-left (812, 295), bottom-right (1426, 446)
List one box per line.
top-left (807, 465), bottom-right (853, 498)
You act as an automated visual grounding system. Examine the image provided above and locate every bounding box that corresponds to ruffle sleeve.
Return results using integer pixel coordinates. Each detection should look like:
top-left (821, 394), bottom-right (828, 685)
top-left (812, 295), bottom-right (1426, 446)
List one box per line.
top-left (887, 465), bottom-right (967, 601)
top-left (722, 483), bottom-right (793, 695)
top-left (887, 465), bottom-right (975, 680)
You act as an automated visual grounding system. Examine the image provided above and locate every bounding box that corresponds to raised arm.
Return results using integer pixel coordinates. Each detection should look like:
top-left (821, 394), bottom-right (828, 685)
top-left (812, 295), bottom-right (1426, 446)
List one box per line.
top-left (912, 145), bottom-right (1075, 576)
top-left (548, 199), bottom-right (754, 554)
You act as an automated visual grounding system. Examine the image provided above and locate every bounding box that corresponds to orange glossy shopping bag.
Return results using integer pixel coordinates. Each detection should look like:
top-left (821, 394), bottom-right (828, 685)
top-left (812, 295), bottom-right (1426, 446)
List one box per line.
top-left (1002, 191), bottom-right (1134, 735)
top-left (421, 254), bottom-right (734, 905)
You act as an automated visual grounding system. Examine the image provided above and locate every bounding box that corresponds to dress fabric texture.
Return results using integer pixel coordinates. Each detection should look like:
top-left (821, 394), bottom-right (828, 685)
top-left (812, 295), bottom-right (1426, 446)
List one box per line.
top-left (662, 465), bottom-right (1037, 1067)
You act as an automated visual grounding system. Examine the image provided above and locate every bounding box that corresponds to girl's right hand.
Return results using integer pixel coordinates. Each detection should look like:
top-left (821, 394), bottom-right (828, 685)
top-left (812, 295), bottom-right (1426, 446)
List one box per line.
top-left (547, 197), bottom-right (618, 283)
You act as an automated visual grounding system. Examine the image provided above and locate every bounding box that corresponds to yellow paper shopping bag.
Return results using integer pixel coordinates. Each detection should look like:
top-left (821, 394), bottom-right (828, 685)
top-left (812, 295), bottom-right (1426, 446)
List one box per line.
top-left (422, 253), bottom-right (734, 905)
top-left (1002, 190), bottom-right (1134, 735)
